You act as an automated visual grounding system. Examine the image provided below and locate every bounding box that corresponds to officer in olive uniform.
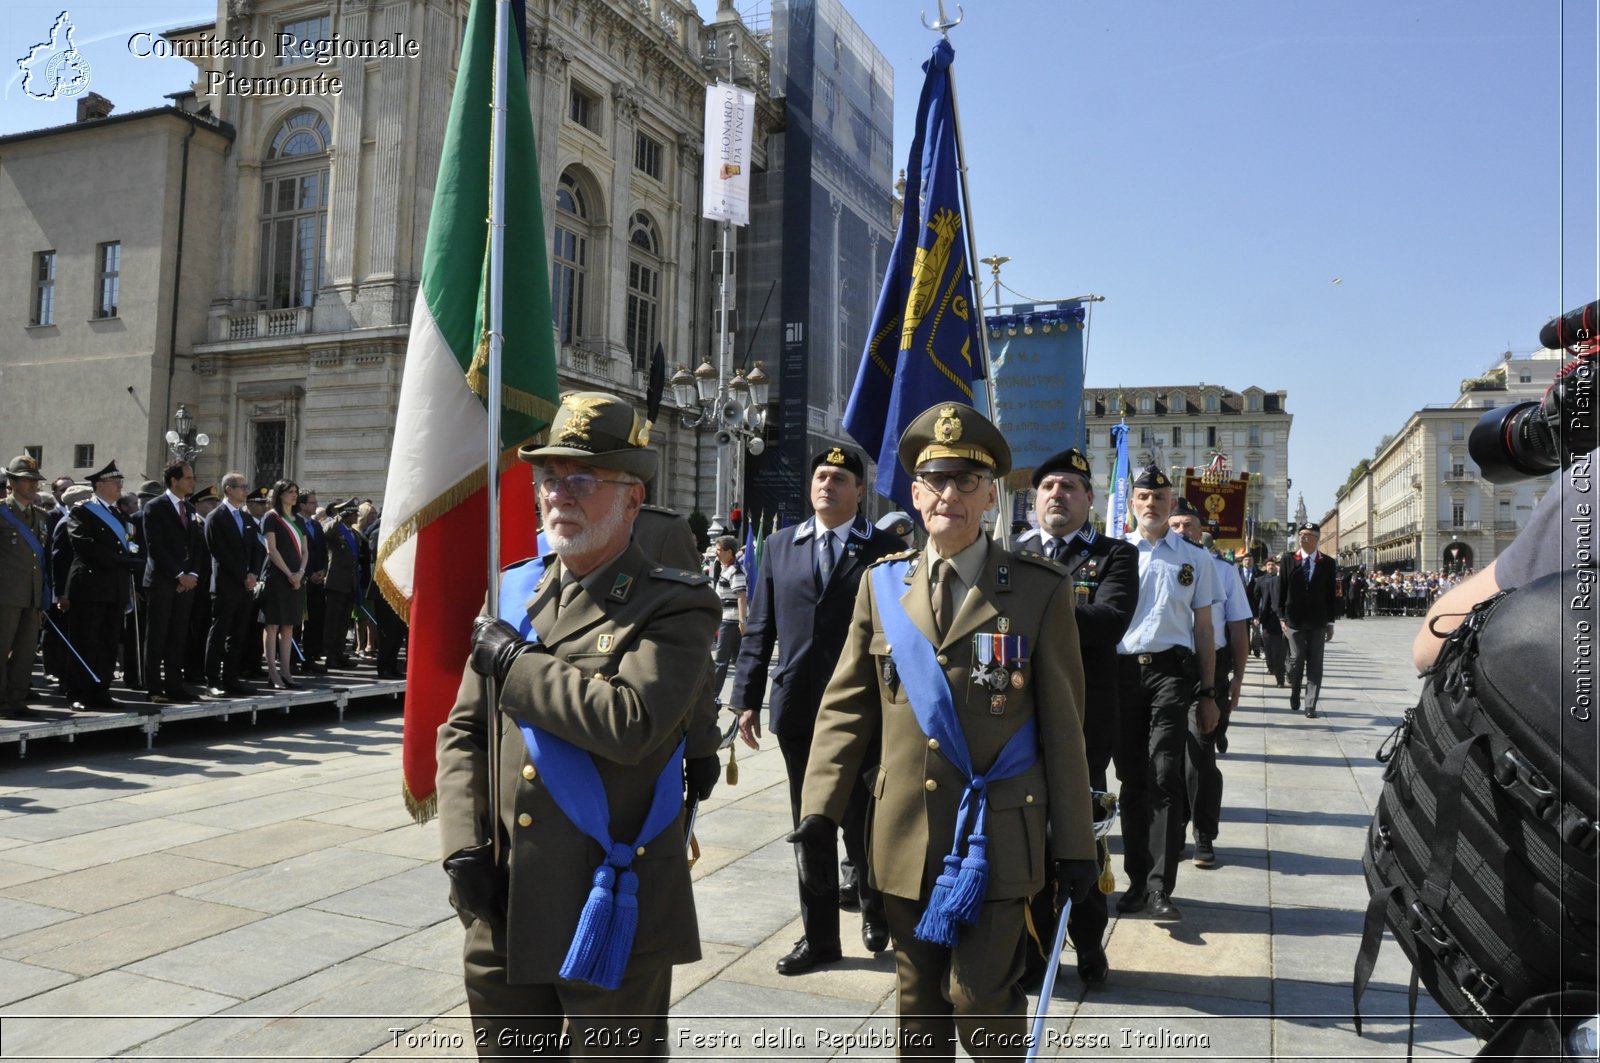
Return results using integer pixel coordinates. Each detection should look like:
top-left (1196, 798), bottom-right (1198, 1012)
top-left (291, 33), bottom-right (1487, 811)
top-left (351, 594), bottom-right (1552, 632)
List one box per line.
top-left (438, 391), bottom-right (721, 1060)
top-left (0, 456), bottom-right (51, 718)
top-left (1013, 447), bottom-right (1137, 987)
top-left (794, 403), bottom-right (1098, 1061)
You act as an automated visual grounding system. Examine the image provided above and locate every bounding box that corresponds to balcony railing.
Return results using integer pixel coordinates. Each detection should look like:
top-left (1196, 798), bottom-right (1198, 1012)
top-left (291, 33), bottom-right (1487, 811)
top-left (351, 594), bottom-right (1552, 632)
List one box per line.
top-left (1439, 521), bottom-right (1482, 532)
top-left (1372, 521), bottom-right (1419, 545)
top-left (213, 306), bottom-right (312, 342)
top-left (1443, 469), bottom-right (1477, 483)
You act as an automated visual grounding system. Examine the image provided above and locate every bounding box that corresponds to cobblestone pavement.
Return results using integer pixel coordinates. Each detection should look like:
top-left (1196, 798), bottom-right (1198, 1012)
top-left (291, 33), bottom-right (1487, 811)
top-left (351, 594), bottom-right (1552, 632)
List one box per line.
top-left (0, 616), bottom-right (1482, 1060)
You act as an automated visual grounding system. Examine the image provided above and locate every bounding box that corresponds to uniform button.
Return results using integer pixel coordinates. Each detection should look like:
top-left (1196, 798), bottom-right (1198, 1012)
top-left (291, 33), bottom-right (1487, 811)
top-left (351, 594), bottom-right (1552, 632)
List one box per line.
top-left (516, 813), bottom-right (533, 827)
top-left (636, 845), bottom-right (647, 856)
top-left (1025, 794), bottom-right (1035, 804)
top-left (521, 764), bottom-right (536, 781)
top-left (924, 779), bottom-right (938, 792)
top-left (927, 738), bottom-right (939, 751)
top-left (936, 653), bottom-right (949, 665)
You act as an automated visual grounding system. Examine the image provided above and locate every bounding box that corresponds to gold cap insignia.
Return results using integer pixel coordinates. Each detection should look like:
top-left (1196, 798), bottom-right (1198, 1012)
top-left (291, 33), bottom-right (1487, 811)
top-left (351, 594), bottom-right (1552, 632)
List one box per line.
top-left (934, 405), bottom-right (963, 444)
top-left (826, 447), bottom-right (846, 465)
top-left (557, 394), bottom-right (609, 444)
top-left (1070, 453), bottom-right (1089, 473)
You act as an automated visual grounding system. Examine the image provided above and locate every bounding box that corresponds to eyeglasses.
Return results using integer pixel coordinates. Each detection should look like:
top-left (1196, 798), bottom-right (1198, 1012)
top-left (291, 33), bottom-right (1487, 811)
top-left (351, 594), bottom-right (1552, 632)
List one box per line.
top-left (916, 471), bottom-right (987, 495)
top-left (537, 472), bottom-right (632, 499)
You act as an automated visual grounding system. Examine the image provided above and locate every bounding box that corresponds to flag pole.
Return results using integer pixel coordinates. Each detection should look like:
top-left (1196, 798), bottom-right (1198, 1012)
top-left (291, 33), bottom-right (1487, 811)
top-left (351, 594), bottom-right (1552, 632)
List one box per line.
top-left (484, 0), bottom-right (511, 863)
top-left (923, 2), bottom-right (1004, 532)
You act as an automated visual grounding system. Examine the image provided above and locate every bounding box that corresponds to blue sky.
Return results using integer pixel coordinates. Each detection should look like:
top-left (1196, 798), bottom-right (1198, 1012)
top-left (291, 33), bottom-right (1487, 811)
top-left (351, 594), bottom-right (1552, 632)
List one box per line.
top-left (4, 1), bottom-right (1595, 517)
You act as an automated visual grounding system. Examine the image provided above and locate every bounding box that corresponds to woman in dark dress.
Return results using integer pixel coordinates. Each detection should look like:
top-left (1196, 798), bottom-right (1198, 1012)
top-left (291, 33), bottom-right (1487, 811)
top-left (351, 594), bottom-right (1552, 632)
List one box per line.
top-left (260, 480), bottom-right (307, 688)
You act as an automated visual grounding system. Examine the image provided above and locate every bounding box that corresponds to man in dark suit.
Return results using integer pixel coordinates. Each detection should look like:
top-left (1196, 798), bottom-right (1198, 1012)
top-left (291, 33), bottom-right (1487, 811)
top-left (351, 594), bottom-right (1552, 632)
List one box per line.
top-left (203, 472), bottom-right (264, 696)
top-left (184, 485), bottom-right (219, 683)
top-left (322, 499), bottom-right (361, 667)
top-left (1013, 446), bottom-right (1137, 987)
top-left (1276, 521), bottom-right (1339, 718)
top-left (66, 462), bottom-right (145, 711)
top-left (732, 446), bottom-right (902, 973)
top-left (141, 462), bottom-right (203, 703)
top-left (296, 489), bottom-right (329, 672)
top-left (1254, 558), bottom-right (1287, 686)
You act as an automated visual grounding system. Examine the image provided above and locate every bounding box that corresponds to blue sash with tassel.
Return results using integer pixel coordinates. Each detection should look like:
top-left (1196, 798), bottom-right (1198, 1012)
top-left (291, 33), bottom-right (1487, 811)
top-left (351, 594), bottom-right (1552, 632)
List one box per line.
top-left (498, 553), bottom-right (685, 990)
top-left (870, 560), bottom-right (1039, 947)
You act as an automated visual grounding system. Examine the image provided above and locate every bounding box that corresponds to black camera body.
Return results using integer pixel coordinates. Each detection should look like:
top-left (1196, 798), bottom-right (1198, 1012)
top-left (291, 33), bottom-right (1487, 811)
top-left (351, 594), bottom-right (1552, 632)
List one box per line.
top-left (1468, 300), bottom-right (1598, 483)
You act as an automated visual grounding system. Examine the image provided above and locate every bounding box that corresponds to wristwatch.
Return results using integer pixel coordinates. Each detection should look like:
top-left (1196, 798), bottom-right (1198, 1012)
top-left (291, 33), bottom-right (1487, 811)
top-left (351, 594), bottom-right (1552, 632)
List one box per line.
top-left (1196, 686), bottom-right (1217, 700)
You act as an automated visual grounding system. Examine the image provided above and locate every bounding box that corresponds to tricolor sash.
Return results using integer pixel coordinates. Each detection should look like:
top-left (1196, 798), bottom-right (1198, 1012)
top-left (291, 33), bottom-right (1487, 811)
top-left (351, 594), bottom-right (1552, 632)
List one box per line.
top-left (0, 504), bottom-right (49, 610)
top-left (497, 554), bottom-right (685, 990)
top-left (870, 560), bottom-right (1039, 946)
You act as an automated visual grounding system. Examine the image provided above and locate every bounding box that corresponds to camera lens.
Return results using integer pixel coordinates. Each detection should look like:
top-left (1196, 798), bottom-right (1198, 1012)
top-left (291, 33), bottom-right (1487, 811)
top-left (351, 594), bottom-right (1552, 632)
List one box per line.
top-left (1469, 402), bottom-right (1561, 483)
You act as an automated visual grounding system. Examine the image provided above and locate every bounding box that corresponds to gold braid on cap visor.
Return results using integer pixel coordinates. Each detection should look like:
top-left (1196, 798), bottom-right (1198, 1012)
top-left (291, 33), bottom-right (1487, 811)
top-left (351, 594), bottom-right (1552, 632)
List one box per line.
top-left (914, 444), bottom-right (996, 469)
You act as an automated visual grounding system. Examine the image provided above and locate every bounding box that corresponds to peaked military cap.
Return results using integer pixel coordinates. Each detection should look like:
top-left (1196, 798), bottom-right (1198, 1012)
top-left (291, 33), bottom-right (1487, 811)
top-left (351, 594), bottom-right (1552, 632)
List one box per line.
top-left (875, 510), bottom-right (915, 537)
top-left (1171, 495), bottom-right (1200, 518)
top-left (86, 460), bottom-right (124, 483)
top-left (188, 485), bottom-right (219, 505)
top-left (1298, 521), bottom-right (1321, 533)
top-left (518, 391), bottom-right (658, 482)
top-left (896, 402), bottom-right (1012, 479)
top-left (5, 454), bottom-right (44, 481)
top-left (1030, 446), bottom-right (1092, 489)
top-left (811, 445), bottom-right (865, 480)
top-left (332, 497), bottom-right (360, 518)
top-left (246, 486), bottom-right (270, 504)
top-left (1131, 463), bottom-right (1171, 490)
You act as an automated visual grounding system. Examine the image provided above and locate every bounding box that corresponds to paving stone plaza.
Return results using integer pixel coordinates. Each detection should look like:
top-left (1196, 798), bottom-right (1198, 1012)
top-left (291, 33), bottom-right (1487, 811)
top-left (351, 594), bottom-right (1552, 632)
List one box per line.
top-left (0, 616), bottom-right (1483, 1060)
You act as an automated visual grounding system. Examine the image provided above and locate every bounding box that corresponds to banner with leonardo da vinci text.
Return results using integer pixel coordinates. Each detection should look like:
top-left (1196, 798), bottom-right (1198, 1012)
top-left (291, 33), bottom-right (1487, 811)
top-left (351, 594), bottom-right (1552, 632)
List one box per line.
top-left (703, 80), bottom-right (756, 226)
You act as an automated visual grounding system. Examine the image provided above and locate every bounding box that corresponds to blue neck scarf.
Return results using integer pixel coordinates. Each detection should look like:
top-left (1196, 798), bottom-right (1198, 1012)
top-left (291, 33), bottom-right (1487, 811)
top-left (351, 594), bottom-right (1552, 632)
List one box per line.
top-left (498, 552), bottom-right (685, 990)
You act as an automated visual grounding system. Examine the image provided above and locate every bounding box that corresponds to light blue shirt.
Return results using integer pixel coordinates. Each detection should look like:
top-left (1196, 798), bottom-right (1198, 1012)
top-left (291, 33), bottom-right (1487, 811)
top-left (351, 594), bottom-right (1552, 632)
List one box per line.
top-left (1212, 554), bottom-right (1253, 650)
top-left (1118, 530), bottom-right (1223, 654)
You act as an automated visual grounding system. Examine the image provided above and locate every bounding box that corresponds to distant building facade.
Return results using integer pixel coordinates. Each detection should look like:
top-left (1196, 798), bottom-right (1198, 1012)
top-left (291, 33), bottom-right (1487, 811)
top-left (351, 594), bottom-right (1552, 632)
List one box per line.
top-left (1335, 348), bottom-right (1565, 573)
top-left (1080, 383), bottom-right (1294, 552)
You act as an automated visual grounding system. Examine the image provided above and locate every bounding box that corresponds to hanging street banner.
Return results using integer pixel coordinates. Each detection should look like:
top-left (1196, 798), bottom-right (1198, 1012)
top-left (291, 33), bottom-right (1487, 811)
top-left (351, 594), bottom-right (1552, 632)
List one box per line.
top-left (984, 302), bottom-right (1087, 489)
top-left (1182, 470), bottom-right (1251, 553)
top-left (703, 79), bottom-right (755, 225)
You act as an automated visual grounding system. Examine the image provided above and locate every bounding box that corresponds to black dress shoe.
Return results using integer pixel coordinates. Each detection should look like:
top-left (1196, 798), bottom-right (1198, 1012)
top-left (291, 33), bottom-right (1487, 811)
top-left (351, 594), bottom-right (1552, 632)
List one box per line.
top-left (1115, 888), bottom-right (1148, 914)
top-left (838, 887), bottom-right (860, 913)
top-left (69, 700), bottom-right (90, 712)
top-left (205, 686), bottom-right (230, 699)
top-left (1149, 892), bottom-right (1182, 922)
top-left (861, 919), bottom-right (889, 953)
top-left (164, 689), bottom-right (198, 703)
top-left (1305, 708), bottom-right (1318, 719)
top-left (775, 939), bottom-right (841, 975)
top-left (1076, 946), bottom-right (1109, 985)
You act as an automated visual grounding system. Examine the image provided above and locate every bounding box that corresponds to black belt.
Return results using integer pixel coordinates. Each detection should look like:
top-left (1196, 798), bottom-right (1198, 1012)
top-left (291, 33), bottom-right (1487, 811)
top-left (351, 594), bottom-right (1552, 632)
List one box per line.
top-left (1122, 647), bottom-right (1188, 666)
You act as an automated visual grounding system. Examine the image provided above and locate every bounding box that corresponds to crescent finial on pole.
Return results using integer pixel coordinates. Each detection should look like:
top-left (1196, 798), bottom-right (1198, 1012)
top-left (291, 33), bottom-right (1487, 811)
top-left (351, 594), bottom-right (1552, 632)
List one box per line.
top-left (920, 1), bottom-right (964, 36)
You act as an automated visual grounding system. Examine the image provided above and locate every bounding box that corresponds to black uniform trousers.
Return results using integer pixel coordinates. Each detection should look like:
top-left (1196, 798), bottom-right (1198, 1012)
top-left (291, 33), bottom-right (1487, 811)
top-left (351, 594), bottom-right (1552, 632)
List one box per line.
top-left (121, 586), bottom-right (145, 688)
top-left (302, 583), bottom-right (326, 663)
top-left (1262, 623), bottom-right (1287, 683)
top-left (1112, 651), bottom-right (1193, 897)
top-left (1185, 642), bottom-right (1233, 845)
top-left (372, 589), bottom-right (406, 677)
top-left (323, 589), bottom-right (354, 663)
top-left (778, 725), bottom-right (882, 950)
top-left (184, 588), bottom-right (210, 682)
top-left (206, 585), bottom-right (254, 687)
top-left (143, 580), bottom-right (194, 695)
top-left (67, 601), bottom-right (120, 704)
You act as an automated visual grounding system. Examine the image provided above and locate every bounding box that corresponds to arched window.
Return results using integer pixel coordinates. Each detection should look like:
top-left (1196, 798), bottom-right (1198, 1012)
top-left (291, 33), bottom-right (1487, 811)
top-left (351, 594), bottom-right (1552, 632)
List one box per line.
top-left (1138, 393), bottom-right (1153, 413)
top-left (1170, 390), bottom-right (1185, 411)
top-left (1204, 391), bottom-right (1219, 413)
top-left (259, 110), bottom-right (331, 309)
top-left (552, 171), bottom-right (590, 343)
top-left (625, 211), bottom-right (660, 369)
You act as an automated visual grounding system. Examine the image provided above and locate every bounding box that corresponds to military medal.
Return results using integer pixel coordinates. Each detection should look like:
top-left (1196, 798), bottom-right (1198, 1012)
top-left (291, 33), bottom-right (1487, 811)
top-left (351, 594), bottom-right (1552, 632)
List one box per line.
top-left (996, 617), bottom-right (1010, 634)
top-left (597, 634), bottom-right (614, 652)
top-left (1010, 670), bottom-right (1025, 690)
top-left (990, 694), bottom-right (1007, 715)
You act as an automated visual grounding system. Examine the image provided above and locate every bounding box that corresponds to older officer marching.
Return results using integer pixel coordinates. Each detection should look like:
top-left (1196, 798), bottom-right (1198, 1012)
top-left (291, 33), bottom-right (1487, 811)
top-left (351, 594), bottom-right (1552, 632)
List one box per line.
top-left (792, 403), bottom-right (1098, 1061)
top-left (437, 391), bottom-right (720, 1059)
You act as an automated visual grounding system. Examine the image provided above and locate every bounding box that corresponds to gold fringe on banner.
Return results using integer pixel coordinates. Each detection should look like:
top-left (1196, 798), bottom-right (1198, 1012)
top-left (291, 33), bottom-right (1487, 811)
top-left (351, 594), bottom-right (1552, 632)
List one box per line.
top-left (404, 779), bottom-right (438, 825)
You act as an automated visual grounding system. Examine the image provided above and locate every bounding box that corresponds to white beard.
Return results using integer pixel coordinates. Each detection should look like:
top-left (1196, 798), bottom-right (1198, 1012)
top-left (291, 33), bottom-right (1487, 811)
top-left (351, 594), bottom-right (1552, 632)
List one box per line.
top-left (543, 492), bottom-right (630, 556)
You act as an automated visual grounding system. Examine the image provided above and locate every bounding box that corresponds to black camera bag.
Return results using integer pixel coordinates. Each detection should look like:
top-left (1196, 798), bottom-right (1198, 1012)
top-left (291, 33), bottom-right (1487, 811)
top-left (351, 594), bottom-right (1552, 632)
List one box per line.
top-left (1353, 569), bottom-right (1599, 1054)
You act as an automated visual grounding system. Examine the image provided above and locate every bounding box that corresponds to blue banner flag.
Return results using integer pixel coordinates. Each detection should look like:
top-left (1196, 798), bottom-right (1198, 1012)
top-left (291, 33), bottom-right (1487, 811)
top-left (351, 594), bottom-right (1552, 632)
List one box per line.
top-left (843, 38), bottom-right (982, 509)
top-left (742, 521), bottom-right (756, 586)
top-left (985, 303), bottom-right (1087, 488)
top-left (1106, 421), bottom-right (1131, 537)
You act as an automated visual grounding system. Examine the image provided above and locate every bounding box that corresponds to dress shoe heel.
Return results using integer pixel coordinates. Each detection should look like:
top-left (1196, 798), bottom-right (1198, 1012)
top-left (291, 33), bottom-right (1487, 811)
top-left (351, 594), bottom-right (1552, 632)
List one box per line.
top-left (1115, 888), bottom-right (1148, 914)
top-left (776, 939), bottom-right (842, 975)
top-left (861, 919), bottom-right (889, 953)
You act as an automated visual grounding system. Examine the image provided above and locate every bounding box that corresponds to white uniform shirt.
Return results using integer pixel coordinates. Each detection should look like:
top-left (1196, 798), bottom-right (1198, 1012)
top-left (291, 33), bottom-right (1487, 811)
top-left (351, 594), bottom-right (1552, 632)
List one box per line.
top-left (1118, 530), bottom-right (1223, 655)
top-left (1211, 555), bottom-right (1253, 650)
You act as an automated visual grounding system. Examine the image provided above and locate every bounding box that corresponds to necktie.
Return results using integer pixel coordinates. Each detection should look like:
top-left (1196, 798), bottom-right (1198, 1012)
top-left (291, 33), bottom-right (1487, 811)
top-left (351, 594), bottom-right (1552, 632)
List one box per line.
top-left (817, 530), bottom-right (835, 590)
top-left (1044, 537), bottom-right (1063, 561)
top-left (234, 507), bottom-right (244, 535)
top-left (1305, 554), bottom-right (1314, 584)
top-left (930, 558), bottom-right (953, 639)
top-left (559, 578), bottom-right (583, 614)
top-left (178, 501), bottom-right (188, 528)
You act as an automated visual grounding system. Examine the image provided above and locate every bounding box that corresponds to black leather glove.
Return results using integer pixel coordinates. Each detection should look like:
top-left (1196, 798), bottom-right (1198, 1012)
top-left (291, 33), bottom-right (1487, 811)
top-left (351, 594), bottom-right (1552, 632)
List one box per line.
top-left (785, 814), bottom-right (838, 897)
top-left (1054, 858), bottom-right (1099, 907)
top-left (443, 842), bottom-right (507, 932)
top-left (685, 754), bottom-right (720, 801)
top-left (470, 615), bottom-right (535, 685)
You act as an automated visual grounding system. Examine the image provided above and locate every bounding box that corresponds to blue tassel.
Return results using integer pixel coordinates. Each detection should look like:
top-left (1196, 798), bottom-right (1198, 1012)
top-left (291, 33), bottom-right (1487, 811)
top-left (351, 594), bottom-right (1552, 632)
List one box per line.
top-left (559, 864), bottom-right (615, 983)
top-left (913, 854), bottom-right (964, 946)
top-left (946, 831), bottom-right (989, 924)
top-left (592, 869), bottom-right (639, 991)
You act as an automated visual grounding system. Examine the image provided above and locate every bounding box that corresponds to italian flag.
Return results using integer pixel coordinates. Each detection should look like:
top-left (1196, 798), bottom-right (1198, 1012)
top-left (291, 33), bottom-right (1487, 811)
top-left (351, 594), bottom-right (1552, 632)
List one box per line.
top-left (377, 0), bottom-right (558, 822)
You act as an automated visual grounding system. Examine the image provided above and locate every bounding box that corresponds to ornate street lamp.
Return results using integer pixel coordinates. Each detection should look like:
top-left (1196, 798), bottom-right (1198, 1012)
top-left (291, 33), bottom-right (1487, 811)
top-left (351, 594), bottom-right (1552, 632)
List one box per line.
top-left (164, 404), bottom-right (210, 464)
